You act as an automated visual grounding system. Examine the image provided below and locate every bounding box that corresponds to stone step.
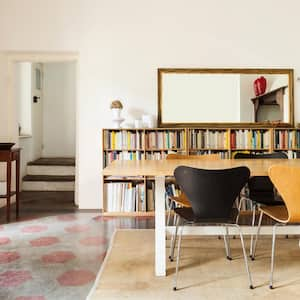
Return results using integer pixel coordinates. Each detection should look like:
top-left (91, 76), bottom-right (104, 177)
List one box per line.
top-left (27, 165), bottom-right (75, 176)
top-left (22, 181), bottom-right (74, 191)
top-left (22, 175), bottom-right (75, 191)
top-left (23, 175), bottom-right (75, 182)
top-left (28, 157), bottom-right (75, 166)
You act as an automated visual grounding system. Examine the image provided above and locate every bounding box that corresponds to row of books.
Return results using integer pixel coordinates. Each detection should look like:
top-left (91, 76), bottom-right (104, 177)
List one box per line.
top-left (104, 181), bottom-right (184, 213)
top-left (103, 130), bottom-right (144, 150)
top-left (189, 150), bottom-right (230, 159)
top-left (104, 182), bottom-right (153, 212)
top-left (189, 129), bottom-right (229, 149)
top-left (104, 151), bottom-right (144, 166)
top-left (274, 130), bottom-right (300, 149)
top-left (145, 131), bottom-right (185, 149)
top-left (230, 130), bottom-right (270, 149)
top-left (145, 151), bottom-right (169, 160)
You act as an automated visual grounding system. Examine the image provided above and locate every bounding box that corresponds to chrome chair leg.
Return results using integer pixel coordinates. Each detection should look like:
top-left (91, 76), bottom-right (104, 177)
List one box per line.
top-left (251, 210), bottom-right (263, 260)
top-left (249, 203), bottom-right (257, 259)
top-left (270, 224), bottom-right (277, 289)
top-left (223, 225), bottom-right (232, 260)
top-left (235, 195), bottom-right (244, 224)
top-left (169, 215), bottom-right (180, 261)
top-left (167, 198), bottom-right (172, 226)
top-left (173, 223), bottom-right (184, 291)
top-left (230, 224), bottom-right (254, 289)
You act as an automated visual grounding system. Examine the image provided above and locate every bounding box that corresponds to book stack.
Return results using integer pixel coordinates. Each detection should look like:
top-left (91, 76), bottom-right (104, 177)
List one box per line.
top-left (104, 182), bottom-right (146, 212)
top-left (190, 150), bottom-right (229, 159)
top-left (230, 130), bottom-right (269, 149)
top-left (103, 130), bottom-right (143, 150)
top-left (104, 151), bottom-right (144, 166)
top-left (145, 130), bottom-right (185, 149)
top-left (274, 130), bottom-right (300, 149)
top-left (189, 129), bottom-right (229, 149)
top-left (145, 151), bottom-right (168, 160)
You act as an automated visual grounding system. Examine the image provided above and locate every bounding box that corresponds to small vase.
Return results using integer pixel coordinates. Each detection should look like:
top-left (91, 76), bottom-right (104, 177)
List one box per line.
top-left (112, 108), bottom-right (121, 119)
top-left (111, 108), bottom-right (124, 128)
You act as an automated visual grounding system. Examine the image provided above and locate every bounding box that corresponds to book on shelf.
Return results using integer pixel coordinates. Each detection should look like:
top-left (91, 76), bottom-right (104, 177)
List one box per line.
top-left (230, 129), bottom-right (269, 149)
top-left (145, 130), bottom-right (184, 149)
top-left (104, 150), bottom-right (144, 166)
top-left (103, 130), bottom-right (143, 150)
top-left (274, 129), bottom-right (300, 149)
top-left (105, 182), bottom-right (146, 212)
top-left (189, 129), bottom-right (228, 149)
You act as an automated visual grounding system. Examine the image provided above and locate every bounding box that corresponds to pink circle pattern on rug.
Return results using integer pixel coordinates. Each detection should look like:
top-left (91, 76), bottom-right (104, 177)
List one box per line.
top-left (57, 270), bottom-right (95, 286)
top-left (57, 214), bottom-right (77, 221)
top-left (0, 270), bottom-right (32, 287)
top-left (0, 237), bottom-right (10, 245)
top-left (64, 224), bottom-right (90, 233)
top-left (0, 225), bottom-right (4, 231)
top-left (0, 251), bottom-right (20, 264)
top-left (42, 251), bottom-right (76, 263)
top-left (21, 225), bottom-right (48, 233)
top-left (79, 236), bottom-right (107, 246)
top-left (15, 297), bottom-right (45, 300)
top-left (30, 237), bottom-right (60, 247)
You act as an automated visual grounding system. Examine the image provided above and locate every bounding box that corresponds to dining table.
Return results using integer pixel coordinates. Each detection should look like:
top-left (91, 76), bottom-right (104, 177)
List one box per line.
top-left (103, 158), bottom-right (300, 276)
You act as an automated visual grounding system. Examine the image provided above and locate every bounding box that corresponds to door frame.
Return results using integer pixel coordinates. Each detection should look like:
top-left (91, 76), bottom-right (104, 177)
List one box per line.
top-left (2, 51), bottom-right (79, 206)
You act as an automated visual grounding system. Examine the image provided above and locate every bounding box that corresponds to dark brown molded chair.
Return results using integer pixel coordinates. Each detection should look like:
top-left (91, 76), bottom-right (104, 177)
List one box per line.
top-left (234, 152), bottom-right (287, 259)
top-left (166, 153), bottom-right (220, 261)
top-left (172, 165), bottom-right (253, 290)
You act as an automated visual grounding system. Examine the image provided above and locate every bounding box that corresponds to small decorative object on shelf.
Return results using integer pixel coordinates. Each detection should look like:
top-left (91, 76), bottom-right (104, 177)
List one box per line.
top-left (110, 100), bottom-right (124, 128)
top-left (142, 114), bottom-right (155, 128)
top-left (253, 76), bottom-right (267, 96)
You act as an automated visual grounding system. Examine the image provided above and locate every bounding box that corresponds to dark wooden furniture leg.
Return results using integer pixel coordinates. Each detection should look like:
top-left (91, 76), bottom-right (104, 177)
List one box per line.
top-left (6, 159), bottom-right (11, 223)
top-left (16, 153), bottom-right (20, 219)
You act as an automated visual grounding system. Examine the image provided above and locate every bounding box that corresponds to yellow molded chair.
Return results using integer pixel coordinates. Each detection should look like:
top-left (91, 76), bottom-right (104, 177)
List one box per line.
top-left (166, 153), bottom-right (220, 261)
top-left (252, 165), bottom-right (300, 289)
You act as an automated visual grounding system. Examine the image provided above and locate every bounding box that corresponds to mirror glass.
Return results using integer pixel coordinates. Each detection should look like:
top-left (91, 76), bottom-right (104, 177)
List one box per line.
top-left (158, 68), bottom-right (294, 127)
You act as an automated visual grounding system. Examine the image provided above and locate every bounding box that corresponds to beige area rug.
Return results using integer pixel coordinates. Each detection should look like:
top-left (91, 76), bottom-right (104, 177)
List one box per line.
top-left (89, 229), bottom-right (300, 300)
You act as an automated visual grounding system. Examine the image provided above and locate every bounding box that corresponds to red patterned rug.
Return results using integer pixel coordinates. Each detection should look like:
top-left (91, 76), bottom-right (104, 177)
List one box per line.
top-left (0, 213), bottom-right (154, 300)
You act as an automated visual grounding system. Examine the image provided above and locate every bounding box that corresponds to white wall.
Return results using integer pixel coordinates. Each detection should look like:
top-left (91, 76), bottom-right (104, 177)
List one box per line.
top-left (1, 0), bottom-right (300, 209)
top-left (43, 62), bottom-right (76, 157)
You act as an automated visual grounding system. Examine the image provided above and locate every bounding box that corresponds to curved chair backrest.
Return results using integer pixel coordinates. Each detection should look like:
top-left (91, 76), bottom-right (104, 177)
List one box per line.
top-left (174, 166), bottom-right (250, 219)
top-left (234, 152), bottom-right (288, 202)
top-left (234, 152), bottom-right (288, 159)
top-left (269, 165), bottom-right (300, 223)
top-left (166, 153), bottom-right (220, 160)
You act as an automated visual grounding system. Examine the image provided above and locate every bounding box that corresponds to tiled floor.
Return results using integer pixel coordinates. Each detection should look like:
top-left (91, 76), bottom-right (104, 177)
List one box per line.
top-left (0, 212), bottom-right (155, 300)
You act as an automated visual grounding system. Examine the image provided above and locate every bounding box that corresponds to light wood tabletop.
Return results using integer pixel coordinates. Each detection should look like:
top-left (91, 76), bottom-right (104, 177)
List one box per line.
top-left (102, 158), bottom-right (300, 277)
top-left (103, 158), bottom-right (300, 177)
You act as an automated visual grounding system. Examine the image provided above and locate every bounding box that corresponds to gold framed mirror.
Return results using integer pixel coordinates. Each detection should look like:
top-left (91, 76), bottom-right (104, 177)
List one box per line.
top-left (158, 68), bottom-right (294, 128)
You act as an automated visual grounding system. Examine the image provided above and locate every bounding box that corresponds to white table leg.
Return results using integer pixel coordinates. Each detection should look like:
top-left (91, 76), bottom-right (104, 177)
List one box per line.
top-left (155, 175), bottom-right (166, 276)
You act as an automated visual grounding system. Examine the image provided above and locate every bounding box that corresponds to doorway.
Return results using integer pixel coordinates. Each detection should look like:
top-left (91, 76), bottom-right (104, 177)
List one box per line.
top-left (5, 52), bottom-right (79, 220)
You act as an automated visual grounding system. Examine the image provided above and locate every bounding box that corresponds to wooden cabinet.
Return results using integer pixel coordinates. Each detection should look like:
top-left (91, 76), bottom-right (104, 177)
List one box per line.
top-left (0, 148), bottom-right (21, 222)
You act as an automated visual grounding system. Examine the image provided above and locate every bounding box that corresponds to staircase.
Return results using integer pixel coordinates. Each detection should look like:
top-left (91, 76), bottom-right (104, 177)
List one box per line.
top-left (22, 158), bottom-right (75, 191)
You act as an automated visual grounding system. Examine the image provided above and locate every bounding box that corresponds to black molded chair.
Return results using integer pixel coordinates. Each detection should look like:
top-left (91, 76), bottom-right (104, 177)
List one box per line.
top-left (234, 152), bottom-right (287, 259)
top-left (172, 165), bottom-right (253, 290)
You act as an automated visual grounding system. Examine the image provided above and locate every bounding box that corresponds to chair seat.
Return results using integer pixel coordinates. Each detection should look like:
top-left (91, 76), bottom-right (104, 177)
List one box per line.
top-left (174, 207), bottom-right (238, 224)
top-left (170, 194), bottom-right (191, 208)
top-left (259, 205), bottom-right (289, 223)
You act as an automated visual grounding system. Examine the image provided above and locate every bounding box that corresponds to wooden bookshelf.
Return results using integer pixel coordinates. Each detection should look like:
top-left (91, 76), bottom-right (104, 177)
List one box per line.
top-left (102, 127), bottom-right (300, 215)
